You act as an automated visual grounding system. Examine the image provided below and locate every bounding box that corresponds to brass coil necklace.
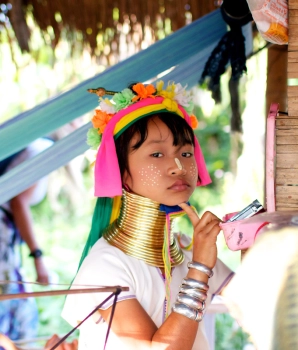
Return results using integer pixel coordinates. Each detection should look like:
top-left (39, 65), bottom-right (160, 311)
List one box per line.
top-left (103, 190), bottom-right (184, 267)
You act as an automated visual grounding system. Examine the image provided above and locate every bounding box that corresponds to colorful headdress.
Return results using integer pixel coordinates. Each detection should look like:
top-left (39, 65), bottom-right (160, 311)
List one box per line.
top-left (87, 80), bottom-right (211, 197)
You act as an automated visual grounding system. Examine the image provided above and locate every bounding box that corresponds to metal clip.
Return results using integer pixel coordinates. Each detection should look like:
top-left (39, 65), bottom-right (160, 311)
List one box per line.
top-left (225, 199), bottom-right (264, 222)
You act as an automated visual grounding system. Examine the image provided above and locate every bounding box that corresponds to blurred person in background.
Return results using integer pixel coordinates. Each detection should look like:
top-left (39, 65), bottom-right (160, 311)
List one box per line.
top-left (0, 138), bottom-right (53, 340)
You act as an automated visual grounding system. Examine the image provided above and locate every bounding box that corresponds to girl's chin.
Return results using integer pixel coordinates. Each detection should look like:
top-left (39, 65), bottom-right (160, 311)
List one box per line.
top-left (129, 188), bottom-right (191, 206)
top-left (160, 196), bottom-right (191, 207)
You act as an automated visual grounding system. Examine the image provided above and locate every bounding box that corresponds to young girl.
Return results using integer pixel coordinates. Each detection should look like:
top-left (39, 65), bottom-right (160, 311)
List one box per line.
top-left (62, 81), bottom-right (234, 350)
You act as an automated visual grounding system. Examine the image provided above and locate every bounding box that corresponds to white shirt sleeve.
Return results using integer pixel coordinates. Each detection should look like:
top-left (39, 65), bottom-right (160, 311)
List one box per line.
top-left (62, 238), bottom-right (137, 327)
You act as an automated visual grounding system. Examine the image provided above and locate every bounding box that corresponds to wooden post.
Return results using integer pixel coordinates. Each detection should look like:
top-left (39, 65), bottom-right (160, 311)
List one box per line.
top-left (276, 0), bottom-right (298, 211)
top-left (277, 0), bottom-right (298, 211)
top-left (266, 45), bottom-right (288, 114)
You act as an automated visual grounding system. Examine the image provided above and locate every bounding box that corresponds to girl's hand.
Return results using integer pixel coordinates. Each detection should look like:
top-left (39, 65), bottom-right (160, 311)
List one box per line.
top-left (45, 334), bottom-right (78, 350)
top-left (178, 203), bottom-right (221, 270)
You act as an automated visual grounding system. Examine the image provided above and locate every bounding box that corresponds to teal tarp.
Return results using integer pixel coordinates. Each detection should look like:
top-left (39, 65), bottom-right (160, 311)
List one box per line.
top-left (0, 10), bottom-right (252, 204)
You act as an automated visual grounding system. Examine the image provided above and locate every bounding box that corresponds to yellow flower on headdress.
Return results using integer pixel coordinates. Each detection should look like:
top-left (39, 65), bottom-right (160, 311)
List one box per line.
top-left (156, 80), bottom-right (175, 100)
top-left (189, 114), bottom-right (199, 129)
top-left (162, 98), bottom-right (179, 113)
top-left (132, 83), bottom-right (156, 102)
top-left (156, 80), bottom-right (165, 93)
top-left (92, 109), bottom-right (113, 134)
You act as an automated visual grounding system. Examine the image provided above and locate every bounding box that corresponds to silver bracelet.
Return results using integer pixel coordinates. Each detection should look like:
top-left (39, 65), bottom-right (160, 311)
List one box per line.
top-left (173, 302), bottom-right (203, 322)
top-left (187, 261), bottom-right (214, 278)
top-left (180, 285), bottom-right (207, 301)
top-left (182, 278), bottom-right (209, 292)
top-left (177, 293), bottom-right (205, 310)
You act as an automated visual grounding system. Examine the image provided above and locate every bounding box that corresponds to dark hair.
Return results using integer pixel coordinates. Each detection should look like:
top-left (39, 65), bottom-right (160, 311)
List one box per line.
top-left (115, 113), bottom-right (195, 179)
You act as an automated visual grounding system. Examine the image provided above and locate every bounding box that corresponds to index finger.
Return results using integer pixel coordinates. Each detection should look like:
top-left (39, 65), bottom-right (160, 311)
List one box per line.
top-left (178, 202), bottom-right (200, 226)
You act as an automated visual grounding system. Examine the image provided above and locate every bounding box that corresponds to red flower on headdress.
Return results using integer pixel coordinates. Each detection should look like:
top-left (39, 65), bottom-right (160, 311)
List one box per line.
top-left (92, 109), bottom-right (113, 134)
top-left (132, 83), bottom-right (156, 102)
top-left (189, 114), bottom-right (199, 129)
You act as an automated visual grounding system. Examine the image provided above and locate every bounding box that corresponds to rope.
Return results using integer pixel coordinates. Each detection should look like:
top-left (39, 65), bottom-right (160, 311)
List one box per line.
top-left (0, 286), bottom-right (128, 301)
top-left (49, 288), bottom-right (121, 350)
top-left (103, 289), bottom-right (120, 350)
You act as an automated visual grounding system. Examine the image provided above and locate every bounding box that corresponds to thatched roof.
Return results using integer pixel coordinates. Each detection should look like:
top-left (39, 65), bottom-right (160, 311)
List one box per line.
top-left (4, 0), bottom-right (218, 55)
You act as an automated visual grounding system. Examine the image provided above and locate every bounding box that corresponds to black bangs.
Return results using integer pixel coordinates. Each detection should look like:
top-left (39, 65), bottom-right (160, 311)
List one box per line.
top-left (129, 113), bottom-right (194, 150)
top-left (158, 113), bottom-right (194, 147)
top-left (115, 113), bottom-right (195, 180)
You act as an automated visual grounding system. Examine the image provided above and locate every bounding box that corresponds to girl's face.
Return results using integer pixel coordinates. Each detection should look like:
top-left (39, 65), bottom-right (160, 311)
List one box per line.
top-left (123, 117), bottom-right (198, 206)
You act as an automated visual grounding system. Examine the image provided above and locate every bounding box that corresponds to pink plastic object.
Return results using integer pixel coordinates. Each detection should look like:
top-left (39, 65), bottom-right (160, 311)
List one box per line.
top-left (220, 213), bottom-right (269, 251)
top-left (219, 103), bottom-right (278, 251)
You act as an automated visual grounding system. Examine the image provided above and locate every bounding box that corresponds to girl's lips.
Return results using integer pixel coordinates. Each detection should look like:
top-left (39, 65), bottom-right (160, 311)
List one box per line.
top-left (168, 180), bottom-right (189, 191)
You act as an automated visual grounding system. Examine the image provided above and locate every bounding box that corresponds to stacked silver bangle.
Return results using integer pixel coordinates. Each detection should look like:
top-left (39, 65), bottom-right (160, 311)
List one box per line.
top-left (187, 261), bottom-right (214, 278)
top-left (172, 277), bottom-right (209, 322)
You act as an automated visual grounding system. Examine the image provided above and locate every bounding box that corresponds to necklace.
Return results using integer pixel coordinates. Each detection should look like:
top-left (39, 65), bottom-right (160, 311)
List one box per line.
top-left (103, 190), bottom-right (184, 267)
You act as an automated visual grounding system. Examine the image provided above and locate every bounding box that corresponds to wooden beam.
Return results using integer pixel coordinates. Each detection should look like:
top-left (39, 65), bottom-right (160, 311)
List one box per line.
top-left (276, 168), bottom-right (298, 184)
top-left (276, 129), bottom-right (298, 136)
top-left (276, 118), bottom-right (298, 127)
top-left (276, 135), bottom-right (298, 144)
top-left (289, 0), bottom-right (298, 10)
top-left (288, 86), bottom-right (298, 115)
top-left (276, 154), bottom-right (298, 168)
top-left (277, 144), bottom-right (298, 153)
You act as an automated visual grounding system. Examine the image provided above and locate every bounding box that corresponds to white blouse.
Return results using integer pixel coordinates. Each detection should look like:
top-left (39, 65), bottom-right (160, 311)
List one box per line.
top-left (62, 235), bottom-right (233, 350)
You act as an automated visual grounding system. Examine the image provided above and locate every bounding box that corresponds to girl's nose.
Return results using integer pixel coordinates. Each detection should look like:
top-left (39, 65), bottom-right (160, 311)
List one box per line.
top-left (169, 158), bottom-right (187, 175)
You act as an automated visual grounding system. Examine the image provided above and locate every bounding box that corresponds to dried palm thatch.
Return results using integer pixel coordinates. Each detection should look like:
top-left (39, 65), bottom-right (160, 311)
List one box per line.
top-left (2, 0), bottom-right (218, 56)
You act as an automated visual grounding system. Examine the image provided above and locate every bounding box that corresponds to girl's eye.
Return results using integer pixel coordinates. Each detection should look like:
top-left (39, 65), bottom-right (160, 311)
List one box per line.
top-left (182, 152), bottom-right (193, 158)
top-left (151, 152), bottom-right (163, 158)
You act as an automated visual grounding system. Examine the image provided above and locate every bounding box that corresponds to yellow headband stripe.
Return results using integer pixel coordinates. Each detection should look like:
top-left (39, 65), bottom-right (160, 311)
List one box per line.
top-left (114, 104), bottom-right (184, 136)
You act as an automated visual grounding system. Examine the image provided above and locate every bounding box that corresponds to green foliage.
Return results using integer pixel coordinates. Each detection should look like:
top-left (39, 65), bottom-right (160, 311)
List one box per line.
top-left (178, 104), bottom-right (231, 217)
top-left (177, 101), bottom-right (233, 245)
top-left (215, 313), bottom-right (253, 350)
top-left (195, 105), bottom-right (231, 177)
top-left (24, 183), bottom-right (95, 338)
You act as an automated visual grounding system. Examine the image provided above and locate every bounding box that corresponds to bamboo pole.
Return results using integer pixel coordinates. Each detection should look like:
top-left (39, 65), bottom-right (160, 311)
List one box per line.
top-left (0, 286), bottom-right (129, 301)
